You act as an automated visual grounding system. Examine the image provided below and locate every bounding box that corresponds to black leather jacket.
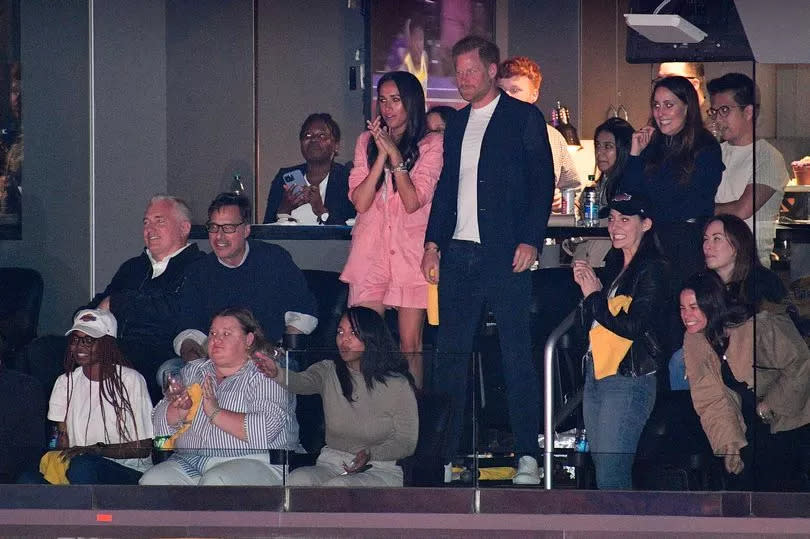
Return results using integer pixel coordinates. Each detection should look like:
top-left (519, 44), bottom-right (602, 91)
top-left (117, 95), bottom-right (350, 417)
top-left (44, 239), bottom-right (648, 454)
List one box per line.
top-left (580, 248), bottom-right (670, 377)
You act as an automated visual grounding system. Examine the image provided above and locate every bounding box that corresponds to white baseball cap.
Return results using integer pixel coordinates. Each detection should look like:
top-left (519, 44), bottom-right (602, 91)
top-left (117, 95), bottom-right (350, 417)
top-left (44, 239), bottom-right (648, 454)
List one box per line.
top-left (66, 309), bottom-right (118, 339)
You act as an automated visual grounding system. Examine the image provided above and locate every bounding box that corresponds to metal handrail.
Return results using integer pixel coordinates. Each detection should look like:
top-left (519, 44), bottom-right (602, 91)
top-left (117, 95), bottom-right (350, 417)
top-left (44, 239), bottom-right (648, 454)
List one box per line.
top-left (542, 308), bottom-right (577, 489)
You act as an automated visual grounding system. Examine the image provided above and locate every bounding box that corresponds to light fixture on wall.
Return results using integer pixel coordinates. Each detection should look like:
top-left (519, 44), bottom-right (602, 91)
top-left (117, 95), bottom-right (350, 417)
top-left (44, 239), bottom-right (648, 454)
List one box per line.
top-left (555, 101), bottom-right (581, 150)
top-left (624, 0), bottom-right (707, 43)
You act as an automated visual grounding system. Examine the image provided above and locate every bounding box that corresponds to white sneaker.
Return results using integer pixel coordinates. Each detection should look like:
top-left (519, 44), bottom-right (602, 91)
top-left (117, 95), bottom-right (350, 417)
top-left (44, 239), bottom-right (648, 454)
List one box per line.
top-left (512, 456), bottom-right (541, 485)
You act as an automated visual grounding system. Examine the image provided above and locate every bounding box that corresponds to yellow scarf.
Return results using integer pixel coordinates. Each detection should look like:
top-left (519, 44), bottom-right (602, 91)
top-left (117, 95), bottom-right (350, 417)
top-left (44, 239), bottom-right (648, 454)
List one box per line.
top-left (589, 295), bottom-right (634, 379)
top-left (39, 450), bottom-right (70, 485)
top-left (161, 383), bottom-right (203, 450)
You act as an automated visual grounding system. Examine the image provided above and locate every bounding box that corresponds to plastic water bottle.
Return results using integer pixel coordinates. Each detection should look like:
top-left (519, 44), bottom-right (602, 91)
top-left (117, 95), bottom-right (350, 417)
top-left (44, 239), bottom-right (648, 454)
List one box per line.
top-left (582, 186), bottom-right (599, 227)
top-left (575, 428), bottom-right (589, 453)
top-left (47, 425), bottom-right (59, 450)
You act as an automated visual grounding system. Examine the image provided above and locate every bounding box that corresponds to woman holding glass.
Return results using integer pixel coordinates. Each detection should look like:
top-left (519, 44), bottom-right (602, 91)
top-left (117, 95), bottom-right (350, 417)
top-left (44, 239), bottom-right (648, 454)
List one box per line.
top-left (139, 307), bottom-right (297, 486)
top-left (340, 71), bottom-right (443, 388)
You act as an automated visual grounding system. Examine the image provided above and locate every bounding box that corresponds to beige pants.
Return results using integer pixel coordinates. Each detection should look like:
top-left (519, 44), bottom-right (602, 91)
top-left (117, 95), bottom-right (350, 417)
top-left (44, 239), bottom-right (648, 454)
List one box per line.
top-left (139, 453), bottom-right (284, 486)
top-left (287, 447), bottom-right (403, 487)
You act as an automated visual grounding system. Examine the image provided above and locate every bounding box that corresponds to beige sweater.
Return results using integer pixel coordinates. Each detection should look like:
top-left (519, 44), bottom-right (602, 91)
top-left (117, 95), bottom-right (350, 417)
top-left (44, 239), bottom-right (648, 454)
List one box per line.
top-left (684, 312), bottom-right (810, 454)
top-left (277, 360), bottom-right (418, 462)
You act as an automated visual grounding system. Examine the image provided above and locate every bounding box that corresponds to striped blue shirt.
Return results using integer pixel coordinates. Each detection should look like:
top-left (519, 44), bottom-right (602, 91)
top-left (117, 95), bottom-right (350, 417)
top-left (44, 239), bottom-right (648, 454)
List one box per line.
top-left (152, 358), bottom-right (298, 477)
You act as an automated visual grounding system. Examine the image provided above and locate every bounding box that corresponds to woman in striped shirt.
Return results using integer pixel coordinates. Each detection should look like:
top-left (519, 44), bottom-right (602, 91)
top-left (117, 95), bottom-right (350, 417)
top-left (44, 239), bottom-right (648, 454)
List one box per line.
top-left (139, 307), bottom-right (298, 486)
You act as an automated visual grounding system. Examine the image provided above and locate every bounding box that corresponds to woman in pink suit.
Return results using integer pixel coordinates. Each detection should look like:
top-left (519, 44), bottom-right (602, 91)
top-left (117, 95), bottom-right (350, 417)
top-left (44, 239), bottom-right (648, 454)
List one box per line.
top-left (340, 71), bottom-right (443, 388)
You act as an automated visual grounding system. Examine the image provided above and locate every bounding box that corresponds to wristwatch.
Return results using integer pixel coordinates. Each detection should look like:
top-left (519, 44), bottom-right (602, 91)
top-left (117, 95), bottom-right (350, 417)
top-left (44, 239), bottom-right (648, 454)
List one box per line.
top-left (317, 212), bottom-right (330, 225)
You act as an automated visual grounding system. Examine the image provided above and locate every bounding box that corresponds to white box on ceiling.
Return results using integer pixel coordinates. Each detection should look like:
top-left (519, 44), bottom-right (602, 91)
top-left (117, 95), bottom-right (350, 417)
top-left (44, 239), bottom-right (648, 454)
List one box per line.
top-left (624, 14), bottom-right (707, 43)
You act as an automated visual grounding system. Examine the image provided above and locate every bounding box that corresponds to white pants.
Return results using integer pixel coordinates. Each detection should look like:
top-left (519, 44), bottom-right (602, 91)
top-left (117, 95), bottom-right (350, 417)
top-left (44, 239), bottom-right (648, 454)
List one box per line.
top-left (287, 447), bottom-right (403, 487)
top-left (139, 453), bottom-right (284, 486)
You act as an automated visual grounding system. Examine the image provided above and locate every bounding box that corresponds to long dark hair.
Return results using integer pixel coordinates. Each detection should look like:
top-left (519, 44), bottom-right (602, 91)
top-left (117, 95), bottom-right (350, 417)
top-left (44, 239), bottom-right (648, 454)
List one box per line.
top-left (334, 307), bottom-right (415, 403)
top-left (366, 71), bottom-right (427, 192)
top-left (63, 334), bottom-right (139, 444)
top-left (682, 272), bottom-right (752, 359)
top-left (594, 118), bottom-right (634, 203)
top-left (703, 214), bottom-right (759, 285)
top-left (644, 76), bottom-right (710, 185)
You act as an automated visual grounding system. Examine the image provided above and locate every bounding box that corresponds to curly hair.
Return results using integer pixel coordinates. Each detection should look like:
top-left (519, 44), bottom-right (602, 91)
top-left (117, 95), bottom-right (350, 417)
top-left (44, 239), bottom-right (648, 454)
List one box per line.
top-left (63, 334), bottom-right (140, 445)
top-left (334, 307), bottom-right (415, 403)
top-left (497, 56), bottom-right (541, 91)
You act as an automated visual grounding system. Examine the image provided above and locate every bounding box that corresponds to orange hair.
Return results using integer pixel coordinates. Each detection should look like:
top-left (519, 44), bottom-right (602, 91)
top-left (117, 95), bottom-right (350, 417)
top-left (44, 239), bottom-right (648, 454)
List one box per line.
top-left (498, 56), bottom-right (542, 91)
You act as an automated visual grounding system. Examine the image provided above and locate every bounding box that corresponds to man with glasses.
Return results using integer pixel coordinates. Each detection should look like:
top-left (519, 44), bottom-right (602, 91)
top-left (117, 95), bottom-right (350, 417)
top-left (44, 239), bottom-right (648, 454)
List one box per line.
top-left (708, 73), bottom-right (789, 264)
top-left (80, 195), bottom-right (204, 401)
top-left (173, 192), bottom-right (317, 365)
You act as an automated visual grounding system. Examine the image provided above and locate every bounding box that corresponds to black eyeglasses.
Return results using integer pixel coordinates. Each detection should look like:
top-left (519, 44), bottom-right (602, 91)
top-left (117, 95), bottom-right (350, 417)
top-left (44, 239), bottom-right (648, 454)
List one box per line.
top-left (70, 334), bottom-right (97, 346)
top-left (206, 221), bottom-right (245, 234)
top-left (707, 105), bottom-right (746, 119)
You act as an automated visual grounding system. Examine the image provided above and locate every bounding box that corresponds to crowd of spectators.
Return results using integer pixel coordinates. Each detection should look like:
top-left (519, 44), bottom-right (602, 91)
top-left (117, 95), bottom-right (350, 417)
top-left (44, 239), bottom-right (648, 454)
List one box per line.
top-left (3, 37), bottom-right (806, 492)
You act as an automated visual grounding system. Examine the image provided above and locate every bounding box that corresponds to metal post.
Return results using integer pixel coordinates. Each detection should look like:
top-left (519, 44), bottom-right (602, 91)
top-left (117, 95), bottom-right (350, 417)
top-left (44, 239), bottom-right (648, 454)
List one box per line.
top-left (543, 309), bottom-right (576, 489)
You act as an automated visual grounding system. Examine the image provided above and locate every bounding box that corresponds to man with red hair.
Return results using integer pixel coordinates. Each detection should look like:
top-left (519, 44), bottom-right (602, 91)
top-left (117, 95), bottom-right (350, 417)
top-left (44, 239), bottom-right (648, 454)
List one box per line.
top-left (498, 56), bottom-right (581, 212)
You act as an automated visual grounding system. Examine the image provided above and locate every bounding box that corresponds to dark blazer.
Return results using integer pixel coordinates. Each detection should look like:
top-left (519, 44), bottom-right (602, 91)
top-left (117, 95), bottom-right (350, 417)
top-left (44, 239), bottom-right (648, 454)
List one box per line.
top-left (263, 161), bottom-right (356, 225)
top-left (424, 91), bottom-right (555, 265)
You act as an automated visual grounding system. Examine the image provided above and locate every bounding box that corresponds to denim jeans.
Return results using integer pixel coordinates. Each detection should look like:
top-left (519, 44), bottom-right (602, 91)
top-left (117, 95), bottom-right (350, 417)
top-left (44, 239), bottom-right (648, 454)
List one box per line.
top-left (583, 358), bottom-right (656, 489)
top-left (17, 454), bottom-right (143, 485)
top-left (430, 240), bottom-right (539, 459)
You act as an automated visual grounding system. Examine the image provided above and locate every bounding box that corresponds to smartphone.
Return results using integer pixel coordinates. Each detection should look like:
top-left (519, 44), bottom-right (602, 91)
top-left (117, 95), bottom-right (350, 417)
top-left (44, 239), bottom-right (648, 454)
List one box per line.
top-left (282, 170), bottom-right (308, 196)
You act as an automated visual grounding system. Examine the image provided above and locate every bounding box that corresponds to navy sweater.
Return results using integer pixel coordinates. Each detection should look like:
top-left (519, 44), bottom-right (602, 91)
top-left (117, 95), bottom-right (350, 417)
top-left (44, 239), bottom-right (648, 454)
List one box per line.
top-left (176, 240), bottom-right (317, 341)
top-left (621, 132), bottom-right (723, 223)
top-left (85, 244), bottom-right (205, 347)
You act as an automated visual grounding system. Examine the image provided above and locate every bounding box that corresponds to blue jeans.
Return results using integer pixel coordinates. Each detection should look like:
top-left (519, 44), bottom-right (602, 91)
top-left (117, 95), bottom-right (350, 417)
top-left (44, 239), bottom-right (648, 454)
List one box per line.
top-left (430, 240), bottom-right (539, 459)
top-left (583, 359), bottom-right (656, 489)
top-left (668, 347), bottom-right (689, 390)
top-left (17, 454), bottom-right (143, 485)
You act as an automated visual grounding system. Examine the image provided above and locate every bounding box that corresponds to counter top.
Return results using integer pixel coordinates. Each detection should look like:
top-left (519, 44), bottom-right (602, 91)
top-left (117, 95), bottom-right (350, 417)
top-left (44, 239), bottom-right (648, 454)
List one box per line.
top-left (190, 223), bottom-right (609, 241)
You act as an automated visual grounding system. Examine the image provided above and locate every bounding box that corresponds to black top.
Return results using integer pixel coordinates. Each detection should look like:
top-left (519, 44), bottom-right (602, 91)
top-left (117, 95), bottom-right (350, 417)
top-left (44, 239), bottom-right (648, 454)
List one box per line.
top-left (263, 162), bottom-right (356, 225)
top-left (84, 244), bottom-right (205, 348)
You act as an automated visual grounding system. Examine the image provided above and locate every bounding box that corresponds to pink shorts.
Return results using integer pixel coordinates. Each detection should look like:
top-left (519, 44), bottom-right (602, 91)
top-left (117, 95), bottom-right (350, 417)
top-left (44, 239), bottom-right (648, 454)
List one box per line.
top-left (347, 256), bottom-right (427, 310)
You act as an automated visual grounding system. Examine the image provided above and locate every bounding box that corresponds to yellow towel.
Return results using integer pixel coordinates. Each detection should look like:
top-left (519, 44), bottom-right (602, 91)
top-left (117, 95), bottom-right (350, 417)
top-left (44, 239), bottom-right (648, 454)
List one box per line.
top-left (162, 383), bottom-right (203, 450)
top-left (589, 295), bottom-right (634, 380)
top-left (39, 450), bottom-right (70, 485)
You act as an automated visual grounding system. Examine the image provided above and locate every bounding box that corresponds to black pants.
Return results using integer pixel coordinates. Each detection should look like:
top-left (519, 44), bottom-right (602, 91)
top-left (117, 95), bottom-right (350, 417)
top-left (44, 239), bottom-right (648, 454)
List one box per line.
top-left (431, 240), bottom-right (540, 459)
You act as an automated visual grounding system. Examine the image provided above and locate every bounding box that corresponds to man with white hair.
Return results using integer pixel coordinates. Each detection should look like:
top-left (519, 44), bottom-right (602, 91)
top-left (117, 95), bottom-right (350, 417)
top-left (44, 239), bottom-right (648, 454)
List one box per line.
top-left (82, 194), bottom-right (205, 400)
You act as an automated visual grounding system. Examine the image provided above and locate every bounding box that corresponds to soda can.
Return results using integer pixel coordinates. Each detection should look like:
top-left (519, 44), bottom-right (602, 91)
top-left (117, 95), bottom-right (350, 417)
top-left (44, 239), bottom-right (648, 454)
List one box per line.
top-left (561, 188), bottom-right (576, 215)
top-left (153, 435), bottom-right (171, 451)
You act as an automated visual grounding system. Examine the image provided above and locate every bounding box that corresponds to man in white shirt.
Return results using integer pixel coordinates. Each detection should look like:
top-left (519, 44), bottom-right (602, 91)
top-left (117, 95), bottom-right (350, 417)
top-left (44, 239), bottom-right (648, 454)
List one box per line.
top-left (708, 73), bottom-right (789, 265)
top-left (497, 55), bottom-right (581, 211)
top-left (82, 195), bottom-right (205, 401)
top-left (422, 36), bottom-right (555, 485)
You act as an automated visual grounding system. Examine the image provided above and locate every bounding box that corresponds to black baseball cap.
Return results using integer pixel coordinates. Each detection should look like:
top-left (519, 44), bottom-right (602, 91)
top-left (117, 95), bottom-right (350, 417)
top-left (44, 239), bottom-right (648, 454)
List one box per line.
top-left (599, 192), bottom-right (651, 219)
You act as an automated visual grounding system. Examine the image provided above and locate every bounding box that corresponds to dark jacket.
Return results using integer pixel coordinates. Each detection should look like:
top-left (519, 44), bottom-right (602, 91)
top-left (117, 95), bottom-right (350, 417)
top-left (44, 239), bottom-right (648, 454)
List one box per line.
top-left (580, 246), bottom-right (671, 377)
top-left (263, 161), bottom-right (356, 225)
top-left (424, 92), bottom-right (555, 265)
top-left (84, 243), bottom-right (205, 346)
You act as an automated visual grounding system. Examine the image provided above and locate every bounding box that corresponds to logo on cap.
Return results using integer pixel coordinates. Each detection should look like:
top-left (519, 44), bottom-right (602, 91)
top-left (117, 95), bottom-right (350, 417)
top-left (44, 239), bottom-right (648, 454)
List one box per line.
top-left (80, 313), bottom-right (97, 322)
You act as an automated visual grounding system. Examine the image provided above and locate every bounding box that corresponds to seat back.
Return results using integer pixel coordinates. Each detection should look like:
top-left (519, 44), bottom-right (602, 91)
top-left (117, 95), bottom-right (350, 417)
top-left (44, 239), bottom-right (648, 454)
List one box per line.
top-left (0, 268), bottom-right (44, 368)
top-left (21, 335), bottom-right (67, 396)
top-left (302, 270), bottom-right (348, 350)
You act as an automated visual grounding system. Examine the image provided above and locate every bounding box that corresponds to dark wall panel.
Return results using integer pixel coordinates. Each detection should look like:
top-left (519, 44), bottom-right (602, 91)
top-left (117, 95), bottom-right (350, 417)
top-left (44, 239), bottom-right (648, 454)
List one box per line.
top-left (0, 0), bottom-right (91, 334)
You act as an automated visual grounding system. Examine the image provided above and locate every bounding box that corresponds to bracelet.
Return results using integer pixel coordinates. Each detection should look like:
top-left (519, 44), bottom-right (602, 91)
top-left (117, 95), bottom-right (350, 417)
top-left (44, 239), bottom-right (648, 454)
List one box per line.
top-left (390, 162), bottom-right (408, 174)
top-left (209, 406), bottom-right (222, 424)
top-left (424, 246), bottom-right (439, 253)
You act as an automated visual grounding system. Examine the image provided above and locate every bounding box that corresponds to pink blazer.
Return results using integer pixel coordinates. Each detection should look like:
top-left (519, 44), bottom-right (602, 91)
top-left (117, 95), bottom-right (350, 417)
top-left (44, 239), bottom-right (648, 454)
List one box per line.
top-left (340, 131), bottom-right (444, 287)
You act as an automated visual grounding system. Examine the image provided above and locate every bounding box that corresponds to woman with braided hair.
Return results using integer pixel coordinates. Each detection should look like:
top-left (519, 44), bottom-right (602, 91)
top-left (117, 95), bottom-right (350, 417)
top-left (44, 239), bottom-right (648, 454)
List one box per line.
top-left (18, 309), bottom-right (154, 484)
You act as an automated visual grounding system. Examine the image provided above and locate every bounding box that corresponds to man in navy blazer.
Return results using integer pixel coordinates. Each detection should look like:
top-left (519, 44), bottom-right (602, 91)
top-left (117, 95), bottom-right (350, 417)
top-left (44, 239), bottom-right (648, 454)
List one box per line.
top-left (422, 36), bottom-right (555, 485)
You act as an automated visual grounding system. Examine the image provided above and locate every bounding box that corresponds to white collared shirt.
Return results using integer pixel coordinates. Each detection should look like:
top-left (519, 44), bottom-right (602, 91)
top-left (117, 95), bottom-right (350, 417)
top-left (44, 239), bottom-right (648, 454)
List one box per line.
top-left (146, 243), bottom-right (192, 279)
top-left (288, 173), bottom-right (329, 224)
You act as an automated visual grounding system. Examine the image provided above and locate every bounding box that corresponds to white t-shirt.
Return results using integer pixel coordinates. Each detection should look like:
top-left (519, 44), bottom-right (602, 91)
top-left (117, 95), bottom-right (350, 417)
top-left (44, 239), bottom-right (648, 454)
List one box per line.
top-left (49, 365), bottom-right (154, 472)
top-left (453, 94), bottom-right (500, 243)
top-left (715, 139), bottom-right (789, 264)
top-left (288, 173), bottom-right (329, 224)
